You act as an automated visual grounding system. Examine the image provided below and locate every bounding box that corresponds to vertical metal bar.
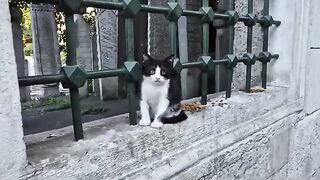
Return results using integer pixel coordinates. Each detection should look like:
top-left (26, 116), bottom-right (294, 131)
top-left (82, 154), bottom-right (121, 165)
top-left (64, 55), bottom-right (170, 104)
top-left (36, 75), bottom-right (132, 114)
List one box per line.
top-left (169, 21), bottom-right (177, 57)
top-left (262, 0), bottom-right (269, 89)
top-left (245, 0), bottom-right (253, 92)
top-left (201, 6), bottom-right (209, 105)
top-left (226, 69), bottom-right (233, 98)
top-left (125, 18), bottom-right (138, 125)
top-left (226, 0), bottom-right (235, 98)
top-left (168, 0), bottom-right (177, 57)
top-left (168, 0), bottom-right (184, 108)
top-left (65, 14), bottom-right (84, 141)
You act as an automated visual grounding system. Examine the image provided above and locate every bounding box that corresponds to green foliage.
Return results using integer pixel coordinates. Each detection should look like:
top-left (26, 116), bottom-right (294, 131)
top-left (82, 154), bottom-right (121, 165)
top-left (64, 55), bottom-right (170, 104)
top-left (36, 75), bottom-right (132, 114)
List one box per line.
top-left (46, 97), bottom-right (71, 108)
top-left (60, 51), bottom-right (67, 65)
top-left (82, 104), bottom-right (108, 115)
top-left (46, 96), bottom-right (59, 105)
top-left (21, 5), bottom-right (33, 56)
top-left (9, 0), bottom-right (97, 57)
top-left (87, 79), bottom-right (93, 93)
top-left (9, 0), bottom-right (28, 9)
top-left (55, 8), bottom-right (96, 52)
top-left (83, 7), bottom-right (97, 31)
top-left (24, 43), bottom-right (33, 56)
top-left (55, 11), bottom-right (67, 52)
top-left (9, 0), bottom-right (33, 56)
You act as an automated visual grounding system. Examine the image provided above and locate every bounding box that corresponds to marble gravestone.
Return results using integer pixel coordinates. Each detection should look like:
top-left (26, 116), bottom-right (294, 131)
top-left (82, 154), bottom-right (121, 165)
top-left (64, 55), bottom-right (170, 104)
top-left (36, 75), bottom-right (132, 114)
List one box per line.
top-left (96, 9), bottom-right (119, 100)
top-left (30, 4), bottom-right (61, 97)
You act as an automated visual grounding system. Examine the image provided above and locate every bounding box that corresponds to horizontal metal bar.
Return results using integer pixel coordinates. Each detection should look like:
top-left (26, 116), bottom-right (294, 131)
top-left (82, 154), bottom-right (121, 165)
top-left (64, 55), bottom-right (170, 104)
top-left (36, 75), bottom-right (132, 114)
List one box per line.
top-left (86, 68), bottom-right (126, 79)
top-left (216, 14), bottom-right (230, 20)
top-left (23, 0), bottom-right (280, 26)
top-left (24, 0), bottom-right (59, 5)
top-left (81, 0), bottom-right (123, 10)
top-left (213, 59), bottom-right (228, 64)
top-left (239, 16), bottom-right (250, 21)
top-left (271, 54), bottom-right (279, 59)
top-left (273, 20), bottom-right (281, 26)
top-left (18, 52), bottom-right (277, 87)
top-left (237, 57), bottom-right (247, 62)
top-left (256, 18), bottom-right (281, 26)
top-left (182, 61), bottom-right (203, 68)
top-left (19, 74), bottom-right (65, 86)
top-left (256, 53), bottom-right (279, 61)
top-left (142, 4), bottom-right (229, 20)
top-left (141, 4), bottom-right (169, 14)
top-left (181, 9), bottom-right (203, 17)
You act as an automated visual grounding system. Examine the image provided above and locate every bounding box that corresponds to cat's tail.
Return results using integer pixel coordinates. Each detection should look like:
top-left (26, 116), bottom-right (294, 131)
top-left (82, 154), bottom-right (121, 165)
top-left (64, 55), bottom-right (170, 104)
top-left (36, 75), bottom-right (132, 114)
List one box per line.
top-left (160, 110), bottom-right (188, 124)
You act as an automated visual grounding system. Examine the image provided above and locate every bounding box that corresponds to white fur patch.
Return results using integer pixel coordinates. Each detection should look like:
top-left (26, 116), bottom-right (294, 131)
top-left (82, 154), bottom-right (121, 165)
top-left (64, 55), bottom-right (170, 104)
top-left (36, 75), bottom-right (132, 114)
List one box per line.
top-left (140, 66), bottom-right (170, 128)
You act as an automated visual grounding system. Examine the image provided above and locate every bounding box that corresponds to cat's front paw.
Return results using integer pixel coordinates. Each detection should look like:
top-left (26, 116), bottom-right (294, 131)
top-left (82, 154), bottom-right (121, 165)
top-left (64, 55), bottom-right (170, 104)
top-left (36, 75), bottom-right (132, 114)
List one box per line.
top-left (139, 118), bottom-right (151, 126)
top-left (151, 120), bottom-right (163, 128)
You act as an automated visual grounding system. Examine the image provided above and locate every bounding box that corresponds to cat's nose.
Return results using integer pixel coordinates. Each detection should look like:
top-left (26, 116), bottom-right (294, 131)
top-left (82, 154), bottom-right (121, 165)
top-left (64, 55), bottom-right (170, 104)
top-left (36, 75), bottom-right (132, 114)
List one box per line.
top-left (155, 77), bottom-right (160, 80)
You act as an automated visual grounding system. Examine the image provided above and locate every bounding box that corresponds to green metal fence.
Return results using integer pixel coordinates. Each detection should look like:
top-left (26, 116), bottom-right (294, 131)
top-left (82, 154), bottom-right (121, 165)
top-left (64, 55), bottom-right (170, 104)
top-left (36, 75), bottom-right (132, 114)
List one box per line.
top-left (17, 0), bottom-right (280, 141)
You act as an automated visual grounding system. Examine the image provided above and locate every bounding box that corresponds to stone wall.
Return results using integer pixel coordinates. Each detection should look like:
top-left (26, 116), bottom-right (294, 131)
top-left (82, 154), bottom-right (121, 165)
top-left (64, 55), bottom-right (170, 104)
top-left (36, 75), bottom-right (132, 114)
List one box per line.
top-left (1, 0), bottom-right (320, 179)
top-left (148, 0), bottom-right (202, 99)
top-left (96, 9), bottom-right (119, 100)
top-left (20, 0), bottom-right (320, 179)
top-left (20, 87), bottom-right (298, 179)
top-left (0, 0), bottom-right (26, 179)
top-left (30, 4), bottom-right (61, 97)
top-left (148, 0), bottom-right (170, 58)
top-left (232, 0), bottom-right (264, 90)
top-left (21, 86), bottom-right (320, 180)
top-left (10, 7), bottom-right (30, 102)
top-left (185, 0), bottom-right (202, 98)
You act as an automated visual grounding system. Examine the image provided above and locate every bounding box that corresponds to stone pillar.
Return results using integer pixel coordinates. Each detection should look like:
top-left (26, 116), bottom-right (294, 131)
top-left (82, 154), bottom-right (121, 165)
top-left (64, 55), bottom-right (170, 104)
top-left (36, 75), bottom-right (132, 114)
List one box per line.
top-left (25, 56), bottom-right (36, 76)
top-left (148, 0), bottom-right (202, 99)
top-left (30, 4), bottom-right (61, 97)
top-left (74, 14), bottom-right (93, 97)
top-left (177, 0), bottom-right (189, 99)
top-left (232, 0), bottom-right (264, 90)
top-left (10, 7), bottom-right (31, 102)
top-left (214, 0), bottom-right (229, 92)
top-left (96, 9), bottom-right (118, 100)
top-left (0, 1), bottom-right (27, 178)
top-left (91, 32), bottom-right (100, 97)
top-left (186, 0), bottom-right (202, 98)
top-left (148, 0), bottom-right (170, 58)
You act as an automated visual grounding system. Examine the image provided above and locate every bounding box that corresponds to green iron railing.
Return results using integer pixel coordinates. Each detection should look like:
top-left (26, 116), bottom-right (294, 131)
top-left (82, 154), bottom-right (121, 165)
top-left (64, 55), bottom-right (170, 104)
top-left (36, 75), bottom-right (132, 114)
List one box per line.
top-left (17, 0), bottom-right (280, 141)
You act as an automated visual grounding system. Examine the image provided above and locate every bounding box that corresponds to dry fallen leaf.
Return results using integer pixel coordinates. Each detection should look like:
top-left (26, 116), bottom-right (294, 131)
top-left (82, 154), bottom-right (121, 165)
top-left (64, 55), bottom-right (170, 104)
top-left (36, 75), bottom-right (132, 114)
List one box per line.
top-left (250, 87), bottom-right (265, 93)
top-left (182, 102), bottom-right (206, 113)
top-left (240, 87), bottom-right (265, 93)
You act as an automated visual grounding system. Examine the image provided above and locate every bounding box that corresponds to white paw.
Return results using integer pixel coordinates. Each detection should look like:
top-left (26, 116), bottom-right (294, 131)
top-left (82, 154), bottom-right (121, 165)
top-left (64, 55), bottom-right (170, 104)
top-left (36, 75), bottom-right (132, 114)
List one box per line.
top-left (151, 120), bottom-right (163, 128)
top-left (139, 119), bottom-right (151, 126)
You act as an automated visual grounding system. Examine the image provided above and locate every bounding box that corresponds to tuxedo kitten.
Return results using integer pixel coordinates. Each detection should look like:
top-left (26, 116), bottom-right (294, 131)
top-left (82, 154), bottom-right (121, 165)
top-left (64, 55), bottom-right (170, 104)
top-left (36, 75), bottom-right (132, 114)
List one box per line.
top-left (139, 54), bottom-right (188, 128)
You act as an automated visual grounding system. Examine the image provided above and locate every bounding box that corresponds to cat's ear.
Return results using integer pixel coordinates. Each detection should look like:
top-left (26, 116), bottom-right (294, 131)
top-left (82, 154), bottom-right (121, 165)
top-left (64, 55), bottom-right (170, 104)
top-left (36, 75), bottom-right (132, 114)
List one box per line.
top-left (165, 54), bottom-right (175, 64)
top-left (142, 54), bottom-right (152, 63)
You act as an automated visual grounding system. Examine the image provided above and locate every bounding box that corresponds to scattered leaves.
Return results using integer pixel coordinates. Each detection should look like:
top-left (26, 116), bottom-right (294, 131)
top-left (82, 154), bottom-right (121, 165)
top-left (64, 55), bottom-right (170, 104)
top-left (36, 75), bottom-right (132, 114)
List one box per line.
top-left (182, 102), bottom-right (206, 113)
top-left (210, 98), bottom-right (227, 107)
top-left (240, 87), bottom-right (265, 93)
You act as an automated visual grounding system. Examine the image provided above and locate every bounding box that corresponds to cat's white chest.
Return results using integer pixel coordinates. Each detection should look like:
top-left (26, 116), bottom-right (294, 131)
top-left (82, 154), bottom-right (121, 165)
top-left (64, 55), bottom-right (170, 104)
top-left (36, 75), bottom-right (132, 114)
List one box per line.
top-left (141, 79), bottom-right (169, 111)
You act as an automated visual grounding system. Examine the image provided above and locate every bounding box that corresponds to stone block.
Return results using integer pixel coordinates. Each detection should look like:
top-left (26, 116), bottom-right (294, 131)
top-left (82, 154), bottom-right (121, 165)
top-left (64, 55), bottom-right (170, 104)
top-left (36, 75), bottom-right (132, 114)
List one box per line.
top-left (31, 4), bottom-right (61, 97)
top-left (267, 128), bottom-right (290, 177)
top-left (96, 9), bottom-right (119, 100)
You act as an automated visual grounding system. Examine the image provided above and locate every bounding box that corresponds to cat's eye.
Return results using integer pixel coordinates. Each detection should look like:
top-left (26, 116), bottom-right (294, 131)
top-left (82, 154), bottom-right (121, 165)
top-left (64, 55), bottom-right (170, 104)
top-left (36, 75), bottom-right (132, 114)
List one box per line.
top-left (161, 70), bottom-right (166, 75)
top-left (150, 70), bottom-right (155, 74)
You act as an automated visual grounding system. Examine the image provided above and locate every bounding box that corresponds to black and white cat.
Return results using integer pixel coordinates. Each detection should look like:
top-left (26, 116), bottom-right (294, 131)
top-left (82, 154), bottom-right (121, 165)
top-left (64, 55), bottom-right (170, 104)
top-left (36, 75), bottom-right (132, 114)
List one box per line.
top-left (139, 54), bottom-right (188, 128)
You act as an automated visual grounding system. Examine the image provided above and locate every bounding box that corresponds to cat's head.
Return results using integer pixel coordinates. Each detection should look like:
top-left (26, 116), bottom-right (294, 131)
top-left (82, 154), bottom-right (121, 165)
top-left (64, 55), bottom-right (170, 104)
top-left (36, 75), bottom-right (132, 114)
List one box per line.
top-left (141, 54), bottom-right (176, 85)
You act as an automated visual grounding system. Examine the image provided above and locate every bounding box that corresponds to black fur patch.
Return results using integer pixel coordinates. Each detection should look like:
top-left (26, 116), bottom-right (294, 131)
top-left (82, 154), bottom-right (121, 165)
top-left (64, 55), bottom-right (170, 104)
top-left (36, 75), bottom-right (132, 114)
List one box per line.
top-left (161, 110), bottom-right (188, 124)
top-left (142, 54), bottom-right (188, 124)
top-left (142, 54), bottom-right (176, 79)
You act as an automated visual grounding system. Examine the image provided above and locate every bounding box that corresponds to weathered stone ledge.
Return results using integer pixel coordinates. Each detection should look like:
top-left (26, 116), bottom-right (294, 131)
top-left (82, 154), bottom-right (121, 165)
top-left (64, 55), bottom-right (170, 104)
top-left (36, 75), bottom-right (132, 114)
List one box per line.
top-left (21, 86), bottom-right (300, 179)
